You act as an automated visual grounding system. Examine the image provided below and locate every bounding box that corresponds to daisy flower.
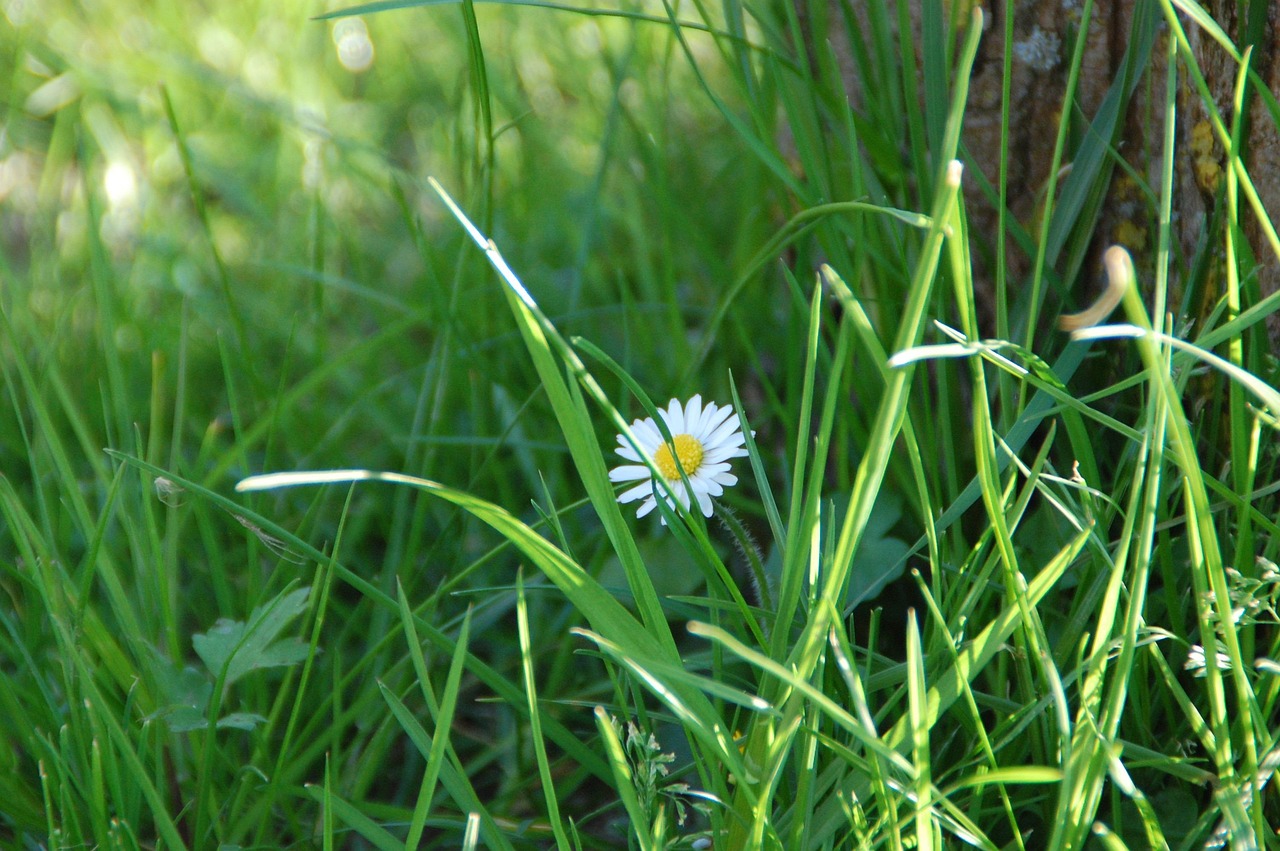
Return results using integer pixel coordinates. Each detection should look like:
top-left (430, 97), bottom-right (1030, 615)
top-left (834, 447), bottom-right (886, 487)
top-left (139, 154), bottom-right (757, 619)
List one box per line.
top-left (609, 395), bottom-right (748, 522)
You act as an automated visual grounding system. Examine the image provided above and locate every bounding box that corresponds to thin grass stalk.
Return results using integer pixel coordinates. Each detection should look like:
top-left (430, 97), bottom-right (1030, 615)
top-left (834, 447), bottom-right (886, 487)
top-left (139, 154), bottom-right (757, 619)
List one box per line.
top-left (1224, 51), bottom-right (1247, 423)
top-left (944, 118), bottom-right (1066, 760)
top-left (806, 155), bottom-right (962, 666)
top-left (516, 569), bottom-right (573, 850)
top-left (398, 585), bottom-right (471, 847)
top-left (992, 0), bottom-right (1016, 430)
top-left (159, 86), bottom-right (256, 391)
top-left (1225, 51), bottom-right (1261, 591)
top-left (321, 755), bottom-right (334, 851)
top-left (1105, 252), bottom-right (1261, 837)
top-left (783, 280), bottom-right (824, 555)
top-left (911, 571), bottom-right (1029, 850)
top-left (770, 280), bottom-right (837, 659)
top-left (426, 178), bottom-right (686, 649)
top-left (457, 0), bottom-right (494, 223)
top-left (1053, 312), bottom-right (1169, 846)
top-left (1021, 0), bottom-right (1093, 355)
top-left (905, 611), bottom-right (936, 851)
top-left (1223, 47), bottom-right (1268, 842)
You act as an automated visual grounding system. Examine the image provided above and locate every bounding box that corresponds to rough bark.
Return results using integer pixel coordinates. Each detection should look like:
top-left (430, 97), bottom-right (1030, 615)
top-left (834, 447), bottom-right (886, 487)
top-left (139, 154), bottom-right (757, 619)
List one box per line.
top-left (806, 0), bottom-right (1280, 341)
top-left (1184, 0), bottom-right (1280, 345)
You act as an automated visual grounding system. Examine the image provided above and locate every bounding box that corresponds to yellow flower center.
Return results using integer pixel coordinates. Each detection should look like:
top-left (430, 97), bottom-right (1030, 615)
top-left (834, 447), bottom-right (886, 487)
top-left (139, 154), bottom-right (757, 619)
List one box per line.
top-left (654, 434), bottom-right (704, 480)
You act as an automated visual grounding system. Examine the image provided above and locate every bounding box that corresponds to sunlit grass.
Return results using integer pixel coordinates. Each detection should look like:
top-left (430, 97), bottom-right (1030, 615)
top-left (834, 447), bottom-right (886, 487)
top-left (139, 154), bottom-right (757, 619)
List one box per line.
top-left (3, 0), bottom-right (1280, 847)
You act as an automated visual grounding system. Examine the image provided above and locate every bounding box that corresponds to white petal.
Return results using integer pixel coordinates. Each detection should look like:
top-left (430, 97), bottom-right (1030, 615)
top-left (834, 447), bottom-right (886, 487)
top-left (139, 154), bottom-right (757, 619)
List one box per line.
top-left (696, 490), bottom-right (714, 517)
top-left (702, 448), bottom-right (739, 465)
top-left (609, 465), bottom-right (650, 482)
top-left (710, 472), bottom-right (738, 487)
top-left (714, 426), bottom-right (746, 446)
top-left (668, 483), bottom-right (692, 511)
top-left (699, 462), bottom-right (732, 476)
top-left (663, 398), bottom-right (685, 433)
top-left (618, 482), bottom-right (654, 504)
top-left (698, 403), bottom-right (734, 438)
top-left (705, 444), bottom-right (748, 463)
top-left (635, 497), bottom-right (658, 518)
top-left (634, 418), bottom-right (663, 448)
top-left (706, 418), bottom-right (744, 448)
top-left (615, 445), bottom-right (643, 462)
top-left (684, 394), bottom-right (703, 431)
top-left (692, 400), bottom-right (716, 434)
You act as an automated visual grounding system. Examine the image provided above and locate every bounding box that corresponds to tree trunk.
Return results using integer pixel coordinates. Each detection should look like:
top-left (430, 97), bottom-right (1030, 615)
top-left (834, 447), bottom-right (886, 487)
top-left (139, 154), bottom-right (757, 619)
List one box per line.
top-left (808, 0), bottom-right (1280, 341)
top-left (1183, 0), bottom-right (1280, 345)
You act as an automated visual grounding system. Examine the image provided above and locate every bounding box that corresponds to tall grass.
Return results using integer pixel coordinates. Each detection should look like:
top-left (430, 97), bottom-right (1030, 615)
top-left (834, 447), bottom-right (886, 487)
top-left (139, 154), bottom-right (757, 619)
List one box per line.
top-left (2, 0), bottom-right (1278, 848)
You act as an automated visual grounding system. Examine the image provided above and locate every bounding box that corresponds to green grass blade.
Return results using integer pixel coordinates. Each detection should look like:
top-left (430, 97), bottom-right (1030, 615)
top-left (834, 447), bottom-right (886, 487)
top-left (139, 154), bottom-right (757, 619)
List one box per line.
top-left (427, 177), bottom-right (678, 653)
top-left (377, 680), bottom-right (516, 850)
top-left (516, 569), bottom-right (572, 850)
top-left (305, 783), bottom-right (404, 851)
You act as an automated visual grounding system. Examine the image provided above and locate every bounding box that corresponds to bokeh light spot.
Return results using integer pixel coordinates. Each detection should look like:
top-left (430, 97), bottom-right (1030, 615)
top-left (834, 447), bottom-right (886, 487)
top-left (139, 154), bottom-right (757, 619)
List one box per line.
top-left (333, 18), bottom-right (374, 73)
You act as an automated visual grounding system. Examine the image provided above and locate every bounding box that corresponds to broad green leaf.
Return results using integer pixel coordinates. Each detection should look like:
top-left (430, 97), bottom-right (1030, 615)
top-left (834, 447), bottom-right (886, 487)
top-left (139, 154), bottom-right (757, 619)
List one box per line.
top-left (193, 586), bottom-right (312, 688)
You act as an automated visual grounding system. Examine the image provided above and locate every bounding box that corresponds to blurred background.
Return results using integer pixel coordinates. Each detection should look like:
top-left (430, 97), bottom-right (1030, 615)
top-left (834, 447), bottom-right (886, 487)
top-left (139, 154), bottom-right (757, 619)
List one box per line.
top-left (1, 2), bottom-right (801, 843)
top-left (0, 0), bottom-right (791, 570)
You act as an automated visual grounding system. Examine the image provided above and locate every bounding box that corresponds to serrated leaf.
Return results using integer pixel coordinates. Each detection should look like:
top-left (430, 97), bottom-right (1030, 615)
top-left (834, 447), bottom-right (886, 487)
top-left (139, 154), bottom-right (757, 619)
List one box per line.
top-left (153, 659), bottom-right (213, 709)
top-left (216, 712), bottom-right (268, 731)
top-left (248, 637), bottom-right (310, 669)
top-left (154, 705), bottom-right (210, 733)
top-left (145, 654), bottom-right (215, 731)
top-left (193, 586), bottom-right (313, 687)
